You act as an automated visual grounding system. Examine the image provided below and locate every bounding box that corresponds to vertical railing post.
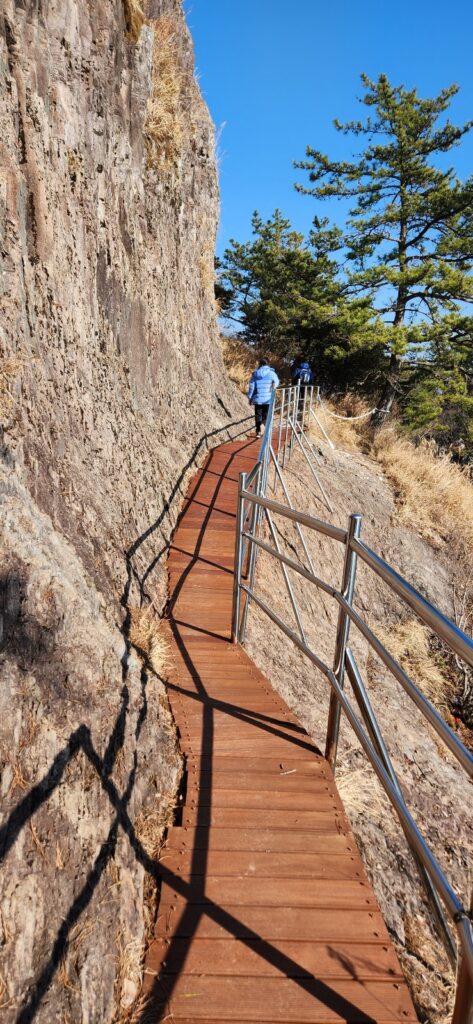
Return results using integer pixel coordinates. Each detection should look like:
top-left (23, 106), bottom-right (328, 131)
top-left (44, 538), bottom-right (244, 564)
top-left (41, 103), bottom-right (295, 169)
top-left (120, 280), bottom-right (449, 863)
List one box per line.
top-left (452, 915), bottom-right (473, 1024)
top-left (274, 389), bottom-right (284, 490)
top-left (302, 384), bottom-right (308, 432)
top-left (290, 383), bottom-right (300, 454)
top-left (325, 512), bottom-right (362, 771)
top-left (277, 389), bottom-right (284, 465)
top-left (240, 482), bottom-right (260, 644)
top-left (231, 471), bottom-right (247, 643)
top-left (282, 387), bottom-right (291, 468)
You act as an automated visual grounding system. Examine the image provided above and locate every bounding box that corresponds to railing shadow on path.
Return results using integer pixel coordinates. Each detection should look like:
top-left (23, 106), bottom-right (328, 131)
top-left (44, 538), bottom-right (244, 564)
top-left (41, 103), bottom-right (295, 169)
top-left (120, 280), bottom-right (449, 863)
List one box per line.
top-left (0, 416), bottom-right (374, 1024)
top-left (138, 441), bottom-right (376, 1024)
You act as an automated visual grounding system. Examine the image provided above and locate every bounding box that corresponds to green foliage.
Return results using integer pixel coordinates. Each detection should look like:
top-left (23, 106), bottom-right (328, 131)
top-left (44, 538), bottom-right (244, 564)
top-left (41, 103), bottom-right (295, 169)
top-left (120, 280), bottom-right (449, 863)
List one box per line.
top-left (295, 74), bottom-right (473, 420)
top-left (217, 210), bottom-right (385, 388)
top-left (219, 75), bottom-right (473, 446)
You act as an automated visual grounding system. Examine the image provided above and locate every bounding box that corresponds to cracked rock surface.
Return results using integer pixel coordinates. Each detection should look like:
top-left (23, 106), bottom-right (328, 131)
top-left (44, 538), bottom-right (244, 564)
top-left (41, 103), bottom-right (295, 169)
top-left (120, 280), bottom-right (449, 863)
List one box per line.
top-left (0, 1), bottom-right (245, 1020)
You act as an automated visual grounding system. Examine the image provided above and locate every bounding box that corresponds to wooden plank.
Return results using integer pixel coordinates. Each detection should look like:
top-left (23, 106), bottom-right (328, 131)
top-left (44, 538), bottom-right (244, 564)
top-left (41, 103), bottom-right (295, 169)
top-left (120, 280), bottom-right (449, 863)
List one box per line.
top-left (163, 828), bottom-right (355, 855)
top-left (185, 755), bottom-right (328, 775)
top-left (154, 976), bottom-right (417, 1021)
top-left (155, 905), bottom-right (391, 943)
top-left (146, 937), bottom-right (404, 980)
top-left (159, 878), bottom-right (377, 910)
top-left (183, 790), bottom-right (341, 812)
top-left (159, 851), bottom-right (366, 881)
top-left (184, 772), bottom-right (334, 793)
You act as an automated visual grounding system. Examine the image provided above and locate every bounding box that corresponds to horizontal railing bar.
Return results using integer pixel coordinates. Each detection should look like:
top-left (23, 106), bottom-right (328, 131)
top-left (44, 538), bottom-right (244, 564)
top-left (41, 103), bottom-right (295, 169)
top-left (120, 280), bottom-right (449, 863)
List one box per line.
top-left (241, 531), bottom-right (336, 597)
top-left (352, 538), bottom-right (473, 670)
top-left (241, 530), bottom-right (473, 778)
top-left (240, 489), bottom-right (347, 543)
top-left (345, 648), bottom-right (458, 967)
top-left (345, 606), bottom-right (473, 779)
top-left (239, 581), bottom-right (473, 979)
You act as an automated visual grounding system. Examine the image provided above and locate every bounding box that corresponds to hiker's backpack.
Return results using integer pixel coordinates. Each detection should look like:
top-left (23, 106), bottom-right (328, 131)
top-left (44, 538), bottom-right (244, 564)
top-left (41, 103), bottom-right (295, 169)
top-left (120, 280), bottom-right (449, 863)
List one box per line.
top-left (299, 365), bottom-right (311, 385)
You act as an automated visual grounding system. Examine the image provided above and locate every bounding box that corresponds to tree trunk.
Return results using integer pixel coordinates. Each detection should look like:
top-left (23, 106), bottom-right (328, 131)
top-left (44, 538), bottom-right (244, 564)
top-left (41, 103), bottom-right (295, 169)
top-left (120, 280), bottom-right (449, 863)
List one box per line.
top-left (371, 217), bottom-right (407, 429)
top-left (370, 352), bottom-right (401, 428)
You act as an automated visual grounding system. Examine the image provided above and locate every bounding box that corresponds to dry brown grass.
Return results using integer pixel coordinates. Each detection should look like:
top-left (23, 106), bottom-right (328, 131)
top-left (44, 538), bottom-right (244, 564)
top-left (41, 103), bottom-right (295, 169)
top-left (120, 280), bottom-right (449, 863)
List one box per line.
top-left (372, 426), bottom-right (473, 551)
top-left (310, 393), bottom-right (372, 452)
top-left (313, 393), bottom-right (473, 558)
top-left (145, 16), bottom-right (184, 166)
top-left (375, 618), bottom-right (454, 717)
top-left (123, 0), bottom-right (146, 42)
top-left (199, 238), bottom-right (215, 298)
top-left (128, 605), bottom-right (170, 676)
top-left (220, 335), bottom-right (286, 394)
top-left (401, 913), bottom-right (455, 1024)
top-left (336, 762), bottom-right (396, 830)
top-left (0, 971), bottom-right (13, 1011)
top-left (113, 930), bottom-right (143, 1022)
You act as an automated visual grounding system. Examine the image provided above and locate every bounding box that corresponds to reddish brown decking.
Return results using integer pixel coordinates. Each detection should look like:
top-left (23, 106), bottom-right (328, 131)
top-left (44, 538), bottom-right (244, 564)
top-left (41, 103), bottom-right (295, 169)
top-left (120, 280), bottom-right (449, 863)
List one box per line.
top-left (142, 437), bottom-right (418, 1023)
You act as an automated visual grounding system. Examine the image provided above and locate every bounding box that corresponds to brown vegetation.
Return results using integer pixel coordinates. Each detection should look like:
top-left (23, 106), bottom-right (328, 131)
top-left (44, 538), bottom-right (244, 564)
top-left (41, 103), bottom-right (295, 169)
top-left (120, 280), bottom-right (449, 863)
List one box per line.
top-left (123, 0), bottom-right (146, 42)
top-left (375, 618), bottom-right (454, 717)
top-left (371, 426), bottom-right (473, 551)
top-left (220, 335), bottom-right (286, 393)
top-left (127, 606), bottom-right (169, 676)
top-left (145, 16), bottom-right (184, 166)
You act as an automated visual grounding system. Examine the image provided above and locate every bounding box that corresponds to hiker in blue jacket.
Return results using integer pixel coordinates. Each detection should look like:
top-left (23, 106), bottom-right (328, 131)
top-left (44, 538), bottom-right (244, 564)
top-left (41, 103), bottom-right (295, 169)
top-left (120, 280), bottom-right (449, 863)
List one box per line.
top-left (248, 358), bottom-right (280, 438)
top-left (291, 358), bottom-right (313, 387)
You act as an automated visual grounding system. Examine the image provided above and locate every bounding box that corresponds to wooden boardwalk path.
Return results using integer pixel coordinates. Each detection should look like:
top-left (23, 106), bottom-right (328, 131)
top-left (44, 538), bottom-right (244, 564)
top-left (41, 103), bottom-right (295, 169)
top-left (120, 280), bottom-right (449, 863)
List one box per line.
top-left (142, 437), bottom-right (418, 1023)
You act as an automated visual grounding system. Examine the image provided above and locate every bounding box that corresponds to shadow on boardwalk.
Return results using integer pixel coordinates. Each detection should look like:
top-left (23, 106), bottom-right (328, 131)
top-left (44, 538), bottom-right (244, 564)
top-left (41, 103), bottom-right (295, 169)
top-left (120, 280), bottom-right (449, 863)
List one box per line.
top-left (0, 416), bottom-right (374, 1024)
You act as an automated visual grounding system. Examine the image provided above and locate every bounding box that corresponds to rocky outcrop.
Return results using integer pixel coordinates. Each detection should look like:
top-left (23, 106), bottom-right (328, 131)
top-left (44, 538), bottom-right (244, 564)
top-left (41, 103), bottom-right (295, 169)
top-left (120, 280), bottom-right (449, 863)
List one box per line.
top-left (0, 1), bottom-right (245, 1020)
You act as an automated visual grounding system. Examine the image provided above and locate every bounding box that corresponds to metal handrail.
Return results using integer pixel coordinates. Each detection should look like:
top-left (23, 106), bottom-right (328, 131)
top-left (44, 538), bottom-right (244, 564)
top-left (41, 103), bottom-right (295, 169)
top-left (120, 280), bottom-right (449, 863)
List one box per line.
top-left (238, 491), bottom-right (473, 776)
top-left (231, 399), bottom-right (473, 1019)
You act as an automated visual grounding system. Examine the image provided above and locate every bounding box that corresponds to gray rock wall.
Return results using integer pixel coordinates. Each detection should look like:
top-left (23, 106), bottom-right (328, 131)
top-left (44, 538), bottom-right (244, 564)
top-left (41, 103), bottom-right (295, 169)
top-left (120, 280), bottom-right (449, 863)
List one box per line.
top-left (0, 1), bottom-right (245, 1019)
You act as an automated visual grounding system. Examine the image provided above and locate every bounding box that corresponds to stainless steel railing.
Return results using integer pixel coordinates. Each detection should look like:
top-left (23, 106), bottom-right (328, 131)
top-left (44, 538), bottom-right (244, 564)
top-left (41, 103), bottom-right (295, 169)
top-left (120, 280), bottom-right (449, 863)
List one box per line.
top-left (231, 391), bottom-right (473, 1023)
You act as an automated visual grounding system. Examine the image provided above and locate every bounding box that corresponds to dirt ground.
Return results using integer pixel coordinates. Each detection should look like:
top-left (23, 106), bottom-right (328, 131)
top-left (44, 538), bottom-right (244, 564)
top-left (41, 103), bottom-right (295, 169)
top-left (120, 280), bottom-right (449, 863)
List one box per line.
top-left (245, 432), bottom-right (473, 1024)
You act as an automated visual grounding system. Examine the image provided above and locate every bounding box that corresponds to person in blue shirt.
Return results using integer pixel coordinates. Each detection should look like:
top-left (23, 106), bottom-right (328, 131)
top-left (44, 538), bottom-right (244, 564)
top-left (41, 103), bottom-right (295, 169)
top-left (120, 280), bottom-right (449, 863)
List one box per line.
top-left (248, 358), bottom-right (280, 437)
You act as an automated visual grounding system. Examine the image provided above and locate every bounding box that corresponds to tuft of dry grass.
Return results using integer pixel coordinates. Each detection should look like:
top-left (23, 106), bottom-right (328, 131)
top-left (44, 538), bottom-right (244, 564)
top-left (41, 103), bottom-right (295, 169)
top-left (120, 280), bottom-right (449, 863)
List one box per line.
top-left (128, 605), bottom-right (170, 676)
top-left (135, 792), bottom-right (177, 861)
top-left (123, 0), bottom-right (146, 42)
top-left (337, 763), bottom-right (395, 827)
top-left (199, 239), bottom-right (216, 298)
top-left (372, 426), bottom-right (473, 551)
top-left (220, 335), bottom-right (286, 394)
top-left (115, 992), bottom-right (154, 1024)
top-left (375, 618), bottom-right (454, 716)
top-left (310, 393), bottom-right (372, 452)
top-left (113, 930), bottom-right (143, 1020)
top-left (400, 913), bottom-right (455, 1024)
top-left (145, 16), bottom-right (184, 166)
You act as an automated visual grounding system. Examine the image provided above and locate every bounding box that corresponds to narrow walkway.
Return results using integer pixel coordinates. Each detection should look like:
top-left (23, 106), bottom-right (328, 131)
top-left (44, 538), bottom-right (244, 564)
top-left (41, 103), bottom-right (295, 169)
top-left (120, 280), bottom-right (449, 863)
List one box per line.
top-left (142, 438), bottom-right (418, 1023)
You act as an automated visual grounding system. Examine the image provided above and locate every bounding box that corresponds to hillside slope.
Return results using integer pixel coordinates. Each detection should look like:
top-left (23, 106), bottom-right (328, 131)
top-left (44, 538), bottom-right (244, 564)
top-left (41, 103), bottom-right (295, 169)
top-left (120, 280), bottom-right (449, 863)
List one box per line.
top-left (0, 2), bottom-right (245, 1021)
top-left (245, 432), bottom-right (473, 1024)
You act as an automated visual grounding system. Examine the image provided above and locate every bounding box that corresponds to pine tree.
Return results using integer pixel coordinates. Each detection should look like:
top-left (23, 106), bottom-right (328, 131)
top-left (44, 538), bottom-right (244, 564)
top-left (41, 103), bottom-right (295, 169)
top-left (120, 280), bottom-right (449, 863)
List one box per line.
top-left (217, 209), bottom-right (383, 387)
top-left (295, 75), bottom-right (473, 423)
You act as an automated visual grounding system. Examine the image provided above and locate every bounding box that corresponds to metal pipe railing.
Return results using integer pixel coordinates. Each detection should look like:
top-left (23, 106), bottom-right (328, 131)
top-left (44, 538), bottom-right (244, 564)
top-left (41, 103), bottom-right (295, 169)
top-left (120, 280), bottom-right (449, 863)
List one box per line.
top-left (231, 402), bottom-right (473, 1018)
top-left (325, 514), bottom-right (362, 770)
top-left (345, 648), bottom-right (458, 968)
top-left (239, 502), bottom-right (473, 778)
top-left (238, 581), bottom-right (473, 988)
top-left (352, 538), bottom-right (473, 670)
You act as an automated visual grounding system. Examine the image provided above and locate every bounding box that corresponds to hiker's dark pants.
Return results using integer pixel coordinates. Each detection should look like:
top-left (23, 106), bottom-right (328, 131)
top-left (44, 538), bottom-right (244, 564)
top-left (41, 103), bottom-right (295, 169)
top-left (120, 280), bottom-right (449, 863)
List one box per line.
top-left (254, 403), bottom-right (269, 435)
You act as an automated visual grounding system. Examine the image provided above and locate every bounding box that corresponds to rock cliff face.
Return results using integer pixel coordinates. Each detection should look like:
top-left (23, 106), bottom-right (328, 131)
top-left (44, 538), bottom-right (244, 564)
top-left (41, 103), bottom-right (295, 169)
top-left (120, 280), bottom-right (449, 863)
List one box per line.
top-left (0, 1), bottom-right (244, 1019)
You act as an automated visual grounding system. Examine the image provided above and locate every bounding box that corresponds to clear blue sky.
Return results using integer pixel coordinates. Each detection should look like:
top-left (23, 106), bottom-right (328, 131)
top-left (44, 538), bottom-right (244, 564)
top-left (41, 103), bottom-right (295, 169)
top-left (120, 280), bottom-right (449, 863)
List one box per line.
top-left (187, 0), bottom-right (473, 257)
